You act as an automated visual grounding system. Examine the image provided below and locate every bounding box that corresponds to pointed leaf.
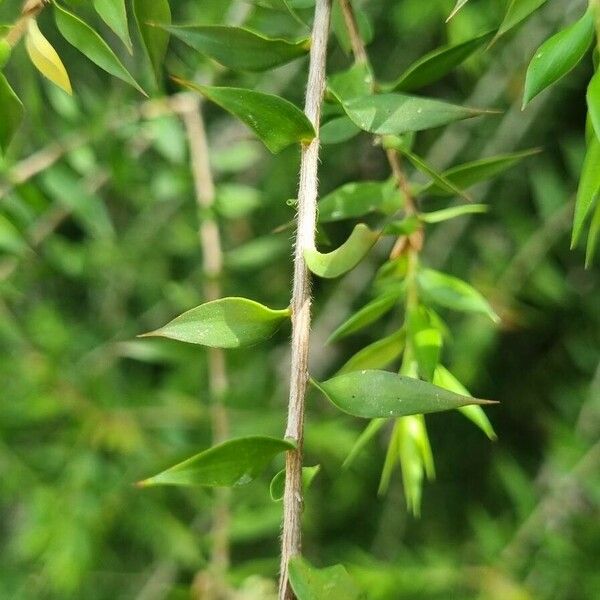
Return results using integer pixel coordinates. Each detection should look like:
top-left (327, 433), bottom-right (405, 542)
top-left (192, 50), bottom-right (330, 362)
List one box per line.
top-left (572, 134), bottom-right (600, 246)
top-left (343, 418), bottom-right (386, 469)
top-left (585, 198), bottom-right (600, 268)
top-left (25, 19), bottom-right (72, 95)
top-left (408, 307), bottom-right (442, 381)
top-left (338, 330), bottom-right (405, 375)
top-left (328, 62), bottom-right (374, 101)
top-left (342, 93), bottom-right (493, 135)
top-left (93, 0), bottom-right (132, 51)
top-left (447, 0), bottom-right (471, 22)
top-left (163, 25), bottom-right (309, 71)
top-left (0, 73), bottom-right (23, 152)
top-left (587, 70), bottom-right (600, 141)
top-left (269, 465), bottom-right (320, 501)
top-left (54, 4), bottom-right (144, 94)
top-left (495, 0), bottom-right (548, 42)
top-left (133, 0), bottom-right (171, 83)
top-left (140, 297), bottom-right (291, 348)
top-left (313, 369), bottom-right (495, 418)
top-left (175, 79), bottom-right (315, 153)
top-left (523, 10), bottom-right (594, 107)
top-left (137, 436), bottom-right (295, 488)
top-left (420, 204), bottom-right (488, 223)
top-left (288, 557), bottom-right (365, 600)
top-left (389, 31), bottom-right (494, 92)
top-left (305, 224), bottom-right (379, 279)
top-left (320, 115), bottom-right (362, 144)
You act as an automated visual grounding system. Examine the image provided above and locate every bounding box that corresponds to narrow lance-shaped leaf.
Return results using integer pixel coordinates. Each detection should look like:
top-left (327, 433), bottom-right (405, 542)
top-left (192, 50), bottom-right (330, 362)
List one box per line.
top-left (140, 297), bottom-right (291, 348)
top-left (93, 0), bottom-right (132, 52)
top-left (494, 0), bottom-right (548, 43)
top-left (388, 31), bottom-right (494, 92)
top-left (137, 436), bottom-right (295, 488)
top-left (163, 25), bottom-right (310, 71)
top-left (408, 307), bottom-right (442, 381)
top-left (342, 93), bottom-right (494, 135)
top-left (523, 10), bottom-right (594, 107)
top-left (420, 204), bottom-right (488, 223)
top-left (270, 465), bottom-right (320, 501)
top-left (54, 4), bottom-right (145, 95)
top-left (343, 418), bottom-right (387, 469)
top-left (175, 78), bottom-right (315, 154)
top-left (338, 330), bottom-right (405, 375)
top-left (304, 224), bottom-right (379, 279)
top-left (585, 198), bottom-right (600, 268)
top-left (25, 19), bottom-right (72, 95)
top-left (313, 370), bottom-right (496, 419)
top-left (133, 0), bottom-right (171, 84)
top-left (587, 70), bottom-right (600, 141)
top-left (0, 74), bottom-right (23, 152)
top-left (0, 38), bottom-right (11, 68)
top-left (447, 0), bottom-right (471, 22)
top-left (288, 557), bottom-right (365, 600)
top-left (572, 134), bottom-right (600, 247)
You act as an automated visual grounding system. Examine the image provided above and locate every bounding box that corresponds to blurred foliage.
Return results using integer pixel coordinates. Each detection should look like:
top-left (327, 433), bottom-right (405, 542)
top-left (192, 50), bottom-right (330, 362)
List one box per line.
top-left (0, 0), bottom-right (599, 599)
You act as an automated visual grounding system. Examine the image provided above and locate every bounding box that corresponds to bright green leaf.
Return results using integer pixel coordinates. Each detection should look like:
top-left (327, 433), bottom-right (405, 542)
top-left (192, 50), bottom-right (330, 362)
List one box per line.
top-left (587, 70), bottom-right (600, 141)
top-left (420, 204), bottom-right (488, 223)
top-left (572, 133), bottom-right (600, 247)
top-left (338, 330), bottom-right (405, 375)
top-left (133, 0), bottom-right (171, 84)
top-left (269, 465), bottom-right (320, 501)
top-left (383, 216), bottom-right (421, 236)
top-left (408, 307), bottom-right (442, 381)
top-left (343, 418), bottom-right (387, 469)
top-left (93, 0), bottom-right (132, 51)
top-left (0, 213), bottom-right (28, 255)
top-left (585, 197), bottom-right (600, 267)
top-left (175, 79), bottom-right (315, 153)
top-left (494, 0), bottom-right (548, 42)
top-left (0, 38), bottom-right (11, 68)
top-left (447, 0), bottom-right (471, 22)
top-left (137, 436), bottom-right (295, 488)
top-left (140, 297), bottom-right (291, 348)
top-left (0, 73), bottom-right (23, 152)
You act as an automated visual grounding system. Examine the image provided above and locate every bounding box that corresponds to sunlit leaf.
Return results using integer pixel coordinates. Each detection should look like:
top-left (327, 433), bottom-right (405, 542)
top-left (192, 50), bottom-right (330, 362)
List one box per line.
top-left (338, 331), bottom-right (405, 375)
top-left (133, 0), bottom-right (171, 84)
top-left (269, 465), bottom-right (320, 501)
top-left (446, 0), bottom-right (471, 22)
top-left (93, 0), bottom-right (132, 52)
top-left (585, 198), bottom-right (600, 267)
top-left (494, 0), bottom-right (548, 43)
top-left (137, 436), bottom-right (295, 488)
top-left (163, 24), bottom-right (310, 71)
top-left (587, 70), bottom-right (600, 141)
top-left (305, 224), bottom-right (379, 279)
top-left (420, 204), bottom-right (488, 223)
top-left (25, 19), bottom-right (72, 95)
top-left (0, 73), bottom-right (23, 152)
top-left (313, 370), bottom-right (495, 418)
top-left (408, 307), bottom-right (442, 381)
top-left (175, 79), bottom-right (315, 153)
top-left (140, 297), bottom-right (291, 348)
top-left (572, 134), bottom-right (600, 247)
top-left (523, 10), bottom-right (594, 107)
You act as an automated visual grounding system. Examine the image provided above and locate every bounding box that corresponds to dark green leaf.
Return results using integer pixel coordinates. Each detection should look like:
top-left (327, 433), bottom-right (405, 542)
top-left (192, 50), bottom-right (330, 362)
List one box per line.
top-left (140, 297), bottom-right (291, 348)
top-left (328, 62), bottom-right (374, 100)
top-left (175, 79), bottom-right (315, 153)
top-left (137, 436), bottom-right (295, 488)
top-left (133, 0), bottom-right (171, 84)
top-left (93, 0), bottom-right (132, 51)
top-left (572, 133), bottom-right (600, 247)
top-left (320, 115), bottom-right (361, 144)
top-left (269, 465), bottom-right (320, 501)
top-left (0, 214), bottom-right (29, 255)
top-left (0, 73), bottom-right (23, 152)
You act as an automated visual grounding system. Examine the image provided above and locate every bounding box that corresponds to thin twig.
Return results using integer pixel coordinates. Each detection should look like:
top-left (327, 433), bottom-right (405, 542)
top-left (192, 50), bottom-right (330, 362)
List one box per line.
top-left (279, 1), bottom-right (332, 598)
top-left (338, 0), bottom-right (368, 64)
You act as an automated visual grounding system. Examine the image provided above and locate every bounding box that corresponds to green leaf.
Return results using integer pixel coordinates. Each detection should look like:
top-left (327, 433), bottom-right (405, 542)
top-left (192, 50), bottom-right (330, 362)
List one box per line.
top-left (0, 73), bottom-right (23, 152)
top-left (383, 216), bottom-right (421, 236)
top-left (417, 268), bottom-right (499, 322)
top-left (93, 0), bottom-right (132, 52)
top-left (54, 4), bottom-right (144, 94)
top-left (343, 418), bottom-right (386, 469)
top-left (585, 198), bottom-right (600, 268)
top-left (163, 25), bottom-right (309, 71)
top-left (140, 297), bottom-right (291, 348)
top-left (137, 436), bottom-right (295, 488)
top-left (328, 290), bottom-right (403, 343)
top-left (433, 365), bottom-right (497, 440)
top-left (523, 10), bottom-right (594, 107)
top-left (288, 557), bottom-right (365, 600)
top-left (342, 93), bottom-right (493, 135)
top-left (419, 148), bottom-right (541, 197)
top-left (420, 204), bottom-right (488, 223)
top-left (494, 0), bottom-right (548, 43)
top-left (447, 0), bottom-right (471, 22)
top-left (0, 213), bottom-right (28, 255)
top-left (0, 38), bottom-right (12, 68)
top-left (175, 79), bottom-right (315, 153)
top-left (408, 307), bottom-right (442, 381)
top-left (388, 31), bottom-right (494, 92)
top-left (587, 70), bottom-right (600, 141)
top-left (133, 0), bottom-right (171, 84)
top-left (572, 134), bottom-right (600, 247)
top-left (318, 179), bottom-right (402, 222)
top-left (338, 330), bottom-right (405, 375)
top-left (269, 465), bottom-right (320, 501)
top-left (305, 224), bottom-right (379, 279)
top-left (328, 62), bottom-right (374, 101)
top-left (313, 369), bottom-right (494, 419)
top-left (320, 115), bottom-right (362, 144)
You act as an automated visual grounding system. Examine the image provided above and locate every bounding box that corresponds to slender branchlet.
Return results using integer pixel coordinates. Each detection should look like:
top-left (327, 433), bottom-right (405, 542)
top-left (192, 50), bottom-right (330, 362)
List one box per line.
top-left (279, 1), bottom-right (332, 598)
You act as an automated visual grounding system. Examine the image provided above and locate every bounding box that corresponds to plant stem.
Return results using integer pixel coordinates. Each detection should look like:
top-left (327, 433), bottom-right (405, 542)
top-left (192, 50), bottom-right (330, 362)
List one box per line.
top-left (178, 95), bottom-right (231, 593)
top-left (5, 0), bottom-right (48, 46)
top-left (279, 1), bottom-right (331, 598)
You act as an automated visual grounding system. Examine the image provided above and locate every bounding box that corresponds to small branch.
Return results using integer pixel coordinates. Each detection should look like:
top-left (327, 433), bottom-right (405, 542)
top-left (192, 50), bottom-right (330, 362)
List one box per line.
top-left (279, 1), bottom-right (332, 598)
top-left (338, 0), bottom-right (368, 64)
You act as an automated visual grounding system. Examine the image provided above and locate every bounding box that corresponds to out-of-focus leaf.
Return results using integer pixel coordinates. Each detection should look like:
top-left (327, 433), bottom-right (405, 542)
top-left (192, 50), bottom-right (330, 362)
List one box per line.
top-left (328, 62), bottom-right (374, 101)
top-left (494, 0), bottom-right (548, 43)
top-left (175, 79), bottom-right (315, 153)
top-left (313, 370), bottom-right (494, 418)
top-left (433, 365), bottom-right (497, 440)
top-left (408, 307), bottom-right (442, 381)
top-left (343, 418), bottom-right (387, 469)
top-left (523, 10), bottom-right (594, 107)
top-left (420, 204), bottom-right (488, 223)
top-left (54, 4), bottom-right (145, 94)
top-left (25, 19), bottom-right (72, 95)
top-left (93, 0), bottom-right (132, 51)
top-left (139, 297), bottom-right (291, 348)
top-left (288, 556), bottom-right (365, 600)
top-left (587, 70), bottom-right (600, 141)
top-left (585, 198), bottom-right (600, 267)
top-left (269, 465), bottom-right (320, 501)
top-left (417, 268), bottom-right (499, 322)
top-left (331, 0), bottom-right (373, 56)
top-left (0, 38), bottom-right (11, 68)
top-left (137, 436), bottom-right (295, 488)
top-left (318, 179), bottom-right (402, 222)
top-left (0, 74), bottom-right (23, 152)
top-left (163, 25), bottom-right (310, 71)
top-left (338, 331), bottom-right (405, 375)
top-left (0, 214), bottom-right (28, 255)
top-left (342, 93), bottom-right (492, 135)
top-left (447, 0), bottom-right (471, 22)
top-left (305, 224), bottom-right (379, 279)
top-left (383, 216), bottom-right (421, 236)
top-left (388, 31), bottom-right (493, 92)
top-left (320, 115), bottom-right (362, 144)
top-left (133, 0), bottom-right (171, 84)
top-left (572, 134), bottom-right (600, 247)
top-left (215, 184), bottom-right (261, 219)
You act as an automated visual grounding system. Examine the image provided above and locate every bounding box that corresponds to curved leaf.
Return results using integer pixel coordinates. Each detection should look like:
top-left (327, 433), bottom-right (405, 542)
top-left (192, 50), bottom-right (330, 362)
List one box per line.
top-left (0, 74), bottom-right (23, 152)
top-left (304, 224), bottom-right (379, 279)
top-left (137, 436), bottom-right (295, 488)
top-left (140, 297), bottom-right (291, 348)
top-left (269, 465), bottom-right (320, 501)
top-left (133, 0), bottom-right (171, 84)
top-left (338, 330), bottom-right (405, 375)
top-left (93, 0), bottom-right (132, 51)
top-left (289, 557), bottom-right (365, 600)
top-left (572, 133), bottom-right (600, 247)
top-left (585, 198), bottom-right (600, 268)
top-left (320, 115), bottom-right (361, 144)
top-left (163, 24), bottom-right (310, 71)
top-left (175, 79), bottom-right (315, 153)
top-left (587, 70), bottom-right (600, 141)
top-left (494, 0), bottom-right (548, 43)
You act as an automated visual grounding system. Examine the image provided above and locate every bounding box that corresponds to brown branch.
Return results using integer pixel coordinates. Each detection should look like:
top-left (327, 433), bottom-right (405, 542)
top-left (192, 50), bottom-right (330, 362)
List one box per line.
top-left (338, 0), bottom-right (368, 64)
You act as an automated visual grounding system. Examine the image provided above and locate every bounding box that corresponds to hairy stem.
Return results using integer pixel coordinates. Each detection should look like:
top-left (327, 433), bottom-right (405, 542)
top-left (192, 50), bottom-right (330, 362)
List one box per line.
top-left (279, 1), bottom-right (331, 598)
